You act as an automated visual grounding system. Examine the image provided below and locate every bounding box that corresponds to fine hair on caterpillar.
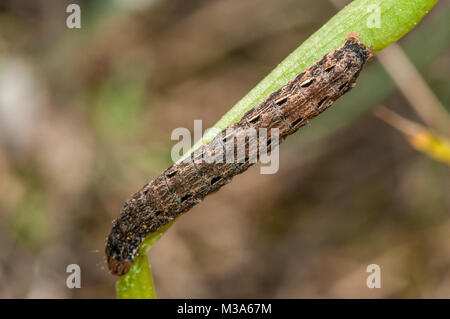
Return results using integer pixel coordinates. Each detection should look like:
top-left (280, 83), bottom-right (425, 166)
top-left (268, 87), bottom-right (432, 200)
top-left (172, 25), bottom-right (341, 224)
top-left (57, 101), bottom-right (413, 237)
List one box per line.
top-left (106, 33), bottom-right (372, 276)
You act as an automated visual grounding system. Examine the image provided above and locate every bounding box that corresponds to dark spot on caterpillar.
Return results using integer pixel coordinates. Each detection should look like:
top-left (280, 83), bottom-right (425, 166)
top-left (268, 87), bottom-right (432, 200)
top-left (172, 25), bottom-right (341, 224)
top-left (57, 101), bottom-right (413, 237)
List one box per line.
top-left (317, 96), bottom-right (329, 108)
top-left (248, 114), bottom-right (260, 123)
top-left (338, 82), bottom-right (348, 91)
top-left (180, 194), bottom-right (192, 202)
top-left (166, 170), bottom-right (178, 178)
top-left (194, 153), bottom-right (203, 161)
top-left (106, 34), bottom-right (371, 276)
top-left (291, 117), bottom-right (304, 127)
top-left (211, 176), bottom-right (222, 185)
top-left (300, 78), bottom-right (314, 87)
top-left (275, 96), bottom-right (288, 105)
top-left (314, 55), bottom-right (328, 68)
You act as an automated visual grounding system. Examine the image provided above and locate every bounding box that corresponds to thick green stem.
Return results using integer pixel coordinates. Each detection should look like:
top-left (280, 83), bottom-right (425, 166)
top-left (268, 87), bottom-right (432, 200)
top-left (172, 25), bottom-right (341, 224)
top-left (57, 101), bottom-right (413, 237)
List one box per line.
top-left (116, 0), bottom-right (439, 299)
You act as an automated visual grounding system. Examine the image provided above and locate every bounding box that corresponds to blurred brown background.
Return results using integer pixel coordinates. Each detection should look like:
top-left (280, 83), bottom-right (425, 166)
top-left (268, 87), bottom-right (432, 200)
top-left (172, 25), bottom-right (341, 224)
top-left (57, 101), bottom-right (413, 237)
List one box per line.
top-left (0, 0), bottom-right (449, 298)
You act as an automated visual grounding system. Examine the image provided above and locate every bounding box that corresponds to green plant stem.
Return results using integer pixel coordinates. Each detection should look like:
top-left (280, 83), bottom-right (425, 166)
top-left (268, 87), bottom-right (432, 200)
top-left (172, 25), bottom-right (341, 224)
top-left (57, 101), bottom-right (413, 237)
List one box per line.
top-left (116, 252), bottom-right (156, 299)
top-left (116, 0), bottom-right (439, 299)
top-left (116, 222), bottom-right (173, 299)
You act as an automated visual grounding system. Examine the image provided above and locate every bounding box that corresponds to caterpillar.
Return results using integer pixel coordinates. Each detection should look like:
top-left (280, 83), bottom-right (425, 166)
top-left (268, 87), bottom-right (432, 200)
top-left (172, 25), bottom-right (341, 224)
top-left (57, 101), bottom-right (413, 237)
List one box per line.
top-left (106, 33), bottom-right (371, 275)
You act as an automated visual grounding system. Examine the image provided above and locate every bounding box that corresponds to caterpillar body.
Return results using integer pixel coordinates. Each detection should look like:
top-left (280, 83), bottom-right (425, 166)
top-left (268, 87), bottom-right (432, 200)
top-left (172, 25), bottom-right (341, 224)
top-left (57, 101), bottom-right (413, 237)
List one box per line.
top-left (106, 34), bottom-right (371, 275)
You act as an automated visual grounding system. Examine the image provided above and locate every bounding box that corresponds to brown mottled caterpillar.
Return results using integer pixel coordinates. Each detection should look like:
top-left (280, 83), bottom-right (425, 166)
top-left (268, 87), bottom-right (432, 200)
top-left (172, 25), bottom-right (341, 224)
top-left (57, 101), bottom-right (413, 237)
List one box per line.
top-left (106, 33), bottom-right (371, 275)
